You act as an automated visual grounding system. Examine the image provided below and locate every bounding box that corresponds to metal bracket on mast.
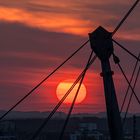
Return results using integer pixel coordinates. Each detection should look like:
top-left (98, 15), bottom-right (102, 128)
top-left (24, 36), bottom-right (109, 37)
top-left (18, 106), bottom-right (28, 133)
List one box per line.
top-left (89, 26), bottom-right (123, 140)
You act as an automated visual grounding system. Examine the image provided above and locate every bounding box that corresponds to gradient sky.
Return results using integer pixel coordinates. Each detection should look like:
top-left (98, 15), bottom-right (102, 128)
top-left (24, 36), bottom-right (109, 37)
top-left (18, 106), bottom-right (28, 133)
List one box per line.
top-left (0, 0), bottom-right (140, 114)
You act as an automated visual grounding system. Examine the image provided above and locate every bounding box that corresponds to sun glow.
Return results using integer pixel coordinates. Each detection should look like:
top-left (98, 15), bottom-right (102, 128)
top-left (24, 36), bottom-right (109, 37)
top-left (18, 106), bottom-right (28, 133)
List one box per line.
top-left (56, 80), bottom-right (87, 104)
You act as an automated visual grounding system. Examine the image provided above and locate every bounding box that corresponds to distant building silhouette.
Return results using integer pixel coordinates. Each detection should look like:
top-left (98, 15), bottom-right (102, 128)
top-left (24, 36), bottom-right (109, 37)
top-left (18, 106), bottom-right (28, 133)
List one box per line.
top-left (0, 121), bottom-right (17, 140)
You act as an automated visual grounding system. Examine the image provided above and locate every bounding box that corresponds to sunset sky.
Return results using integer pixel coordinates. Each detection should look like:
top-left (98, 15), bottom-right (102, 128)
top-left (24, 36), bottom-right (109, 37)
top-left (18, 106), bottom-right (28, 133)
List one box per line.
top-left (0, 0), bottom-right (140, 114)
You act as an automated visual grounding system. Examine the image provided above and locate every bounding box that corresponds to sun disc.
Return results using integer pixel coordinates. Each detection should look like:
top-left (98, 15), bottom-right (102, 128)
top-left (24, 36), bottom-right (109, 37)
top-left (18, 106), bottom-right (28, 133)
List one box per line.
top-left (56, 80), bottom-right (87, 104)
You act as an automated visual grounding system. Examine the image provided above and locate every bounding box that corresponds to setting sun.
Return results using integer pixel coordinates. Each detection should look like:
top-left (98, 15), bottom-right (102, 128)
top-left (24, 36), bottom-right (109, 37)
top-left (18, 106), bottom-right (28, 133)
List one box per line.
top-left (56, 80), bottom-right (87, 104)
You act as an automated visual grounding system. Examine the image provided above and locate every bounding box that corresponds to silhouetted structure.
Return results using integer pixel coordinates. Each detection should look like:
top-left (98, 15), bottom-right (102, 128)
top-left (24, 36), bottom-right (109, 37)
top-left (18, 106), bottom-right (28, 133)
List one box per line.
top-left (0, 0), bottom-right (140, 140)
top-left (89, 26), bottom-right (123, 140)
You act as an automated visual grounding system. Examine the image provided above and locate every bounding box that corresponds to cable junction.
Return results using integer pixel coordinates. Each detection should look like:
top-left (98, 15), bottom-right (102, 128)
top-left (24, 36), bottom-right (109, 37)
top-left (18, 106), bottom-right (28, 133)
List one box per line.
top-left (58, 51), bottom-right (94, 140)
top-left (0, 40), bottom-right (89, 121)
top-left (123, 63), bottom-right (140, 126)
top-left (120, 53), bottom-right (140, 113)
top-left (29, 52), bottom-right (96, 140)
top-left (113, 54), bottom-right (140, 105)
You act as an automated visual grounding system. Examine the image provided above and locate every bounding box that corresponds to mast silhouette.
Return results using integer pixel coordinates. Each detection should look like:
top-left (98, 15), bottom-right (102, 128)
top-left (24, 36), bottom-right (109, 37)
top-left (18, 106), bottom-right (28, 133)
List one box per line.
top-left (89, 26), bottom-right (123, 140)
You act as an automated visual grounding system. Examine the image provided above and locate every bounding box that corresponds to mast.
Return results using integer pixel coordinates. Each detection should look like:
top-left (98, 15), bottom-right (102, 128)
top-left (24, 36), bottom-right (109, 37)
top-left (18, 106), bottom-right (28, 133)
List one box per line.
top-left (89, 26), bottom-right (123, 140)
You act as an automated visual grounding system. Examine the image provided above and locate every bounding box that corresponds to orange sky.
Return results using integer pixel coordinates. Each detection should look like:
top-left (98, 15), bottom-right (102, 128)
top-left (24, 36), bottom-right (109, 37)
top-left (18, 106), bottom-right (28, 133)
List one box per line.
top-left (0, 0), bottom-right (139, 39)
top-left (0, 0), bottom-right (140, 114)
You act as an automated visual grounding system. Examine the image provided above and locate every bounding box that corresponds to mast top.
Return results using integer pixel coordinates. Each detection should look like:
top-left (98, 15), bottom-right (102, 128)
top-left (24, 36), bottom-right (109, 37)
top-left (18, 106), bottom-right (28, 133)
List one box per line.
top-left (89, 26), bottom-right (113, 61)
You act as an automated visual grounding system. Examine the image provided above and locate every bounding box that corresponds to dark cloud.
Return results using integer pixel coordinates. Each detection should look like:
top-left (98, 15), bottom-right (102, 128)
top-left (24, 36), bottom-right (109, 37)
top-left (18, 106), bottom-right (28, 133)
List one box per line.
top-left (0, 22), bottom-right (91, 69)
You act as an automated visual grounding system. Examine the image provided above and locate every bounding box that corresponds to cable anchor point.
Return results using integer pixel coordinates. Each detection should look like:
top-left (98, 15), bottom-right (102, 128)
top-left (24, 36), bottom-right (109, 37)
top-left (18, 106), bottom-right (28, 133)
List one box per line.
top-left (113, 53), bottom-right (120, 64)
